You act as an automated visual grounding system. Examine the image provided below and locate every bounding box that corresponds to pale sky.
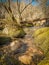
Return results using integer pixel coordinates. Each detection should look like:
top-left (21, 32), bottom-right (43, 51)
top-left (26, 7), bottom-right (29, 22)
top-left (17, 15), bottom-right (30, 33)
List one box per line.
top-left (0, 0), bottom-right (49, 6)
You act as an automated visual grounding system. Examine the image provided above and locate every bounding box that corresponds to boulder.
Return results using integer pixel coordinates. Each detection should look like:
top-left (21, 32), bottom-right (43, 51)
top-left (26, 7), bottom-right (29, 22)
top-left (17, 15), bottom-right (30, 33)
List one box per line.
top-left (18, 55), bottom-right (33, 65)
top-left (33, 27), bottom-right (49, 54)
top-left (2, 24), bottom-right (26, 38)
top-left (33, 27), bottom-right (49, 65)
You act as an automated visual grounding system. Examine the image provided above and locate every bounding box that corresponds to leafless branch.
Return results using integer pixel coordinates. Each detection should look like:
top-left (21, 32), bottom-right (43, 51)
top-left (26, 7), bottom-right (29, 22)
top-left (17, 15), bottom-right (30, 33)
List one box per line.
top-left (21, 0), bottom-right (33, 14)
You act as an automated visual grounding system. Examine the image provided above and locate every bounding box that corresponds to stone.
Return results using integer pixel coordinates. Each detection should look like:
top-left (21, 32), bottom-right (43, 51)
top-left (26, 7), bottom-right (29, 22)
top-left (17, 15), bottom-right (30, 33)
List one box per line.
top-left (2, 24), bottom-right (26, 38)
top-left (10, 40), bottom-right (28, 53)
top-left (18, 55), bottom-right (32, 65)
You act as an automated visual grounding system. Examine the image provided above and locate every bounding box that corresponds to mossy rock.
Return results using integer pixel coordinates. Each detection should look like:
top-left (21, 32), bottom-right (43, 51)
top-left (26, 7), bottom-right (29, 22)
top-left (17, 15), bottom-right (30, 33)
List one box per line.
top-left (33, 27), bottom-right (49, 54)
top-left (38, 57), bottom-right (49, 65)
top-left (33, 27), bottom-right (49, 65)
top-left (4, 28), bottom-right (26, 38)
top-left (16, 29), bottom-right (26, 38)
top-left (33, 27), bottom-right (49, 37)
top-left (0, 25), bottom-right (26, 45)
top-left (0, 25), bottom-right (26, 38)
top-left (38, 52), bottom-right (49, 65)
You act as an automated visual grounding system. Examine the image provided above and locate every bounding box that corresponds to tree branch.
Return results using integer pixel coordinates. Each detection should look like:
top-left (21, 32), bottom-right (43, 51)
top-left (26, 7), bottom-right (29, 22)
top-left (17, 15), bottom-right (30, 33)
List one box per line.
top-left (33, 18), bottom-right (49, 22)
top-left (21, 0), bottom-right (33, 14)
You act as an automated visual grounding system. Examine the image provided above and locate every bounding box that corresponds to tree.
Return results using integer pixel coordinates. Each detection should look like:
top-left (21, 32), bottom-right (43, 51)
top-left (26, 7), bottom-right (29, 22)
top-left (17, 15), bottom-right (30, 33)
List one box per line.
top-left (14, 0), bottom-right (34, 23)
top-left (38, 0), bottom-right (47, 17)
top-left (0, 0), bottom-right (17, 22)
top-left (0, 0), bottom-right (49, 25)
top-left (0, 0), bottom-right (33, 25)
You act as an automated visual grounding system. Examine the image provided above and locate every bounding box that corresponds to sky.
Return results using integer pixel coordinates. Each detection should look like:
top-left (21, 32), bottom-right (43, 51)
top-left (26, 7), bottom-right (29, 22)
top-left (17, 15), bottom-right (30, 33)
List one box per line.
top-left (46, 0), bottom-right (49, 6)
top-left (32, 0), bottom-right (39, 6)
top-left (0, 0), bottom-right (49, 6)
top-left (0, 0), bottom-right (6, 2)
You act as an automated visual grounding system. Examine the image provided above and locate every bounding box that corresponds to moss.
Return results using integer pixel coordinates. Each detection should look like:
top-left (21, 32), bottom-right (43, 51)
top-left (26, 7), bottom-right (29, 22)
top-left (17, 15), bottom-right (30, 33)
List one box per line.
top-left (34, 27), bottom-right (49, 65)
top-left (17, 29), bottom-right (26, 38)
top-left (21, 21), bottom-right (33, 27)
top-left (38, 52), bottom-right (49, 65)
top-left (38, 58), bottom-right (49, 65)
top-left (33, 27), bottom-right (49, 37)
top-left (34, 27), bottom-right (49, 54)
top-left (25, 23), bottom-right (33, 27)
top-left (0, 25), bottom-right (26, 38)
top-left (0, 24), bottom-right (26, 45)
top-left (7, 28), bottom-right (26, 38)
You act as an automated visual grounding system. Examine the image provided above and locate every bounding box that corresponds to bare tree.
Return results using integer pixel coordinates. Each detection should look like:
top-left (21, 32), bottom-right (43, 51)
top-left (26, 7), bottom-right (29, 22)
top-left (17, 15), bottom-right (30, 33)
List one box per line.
top-left (0, 0), bottom-right (48, 24)
top-left (1, 0), bottom-right (17, 22)
top-left (16, 0), bottom-right (33, 22)
top-left (0, 0), bottom-right (33, 25)
top-left (38, 0), bottom-right (47, 17)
